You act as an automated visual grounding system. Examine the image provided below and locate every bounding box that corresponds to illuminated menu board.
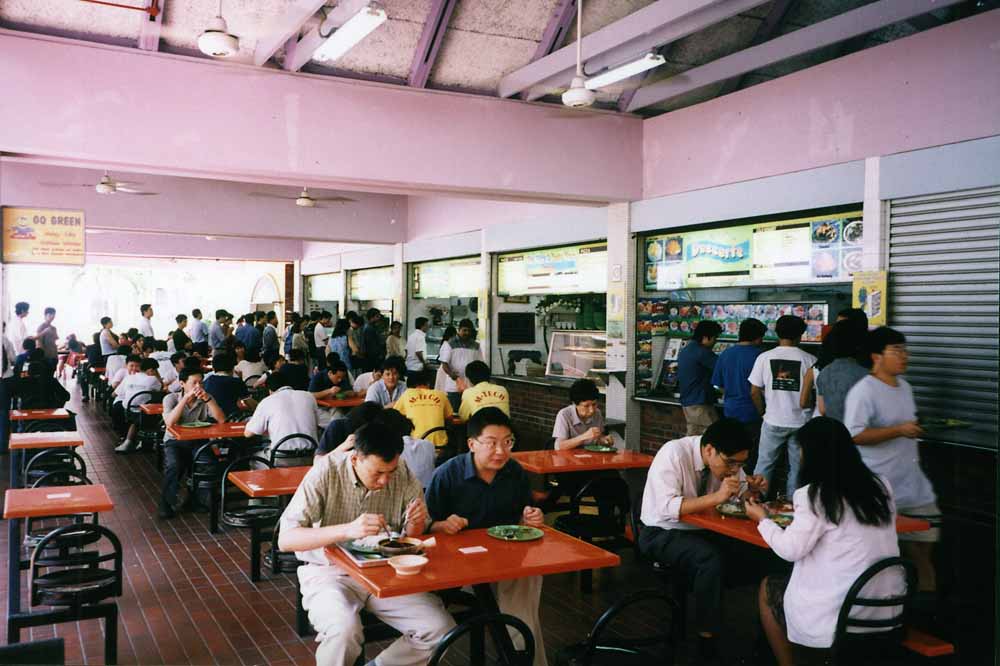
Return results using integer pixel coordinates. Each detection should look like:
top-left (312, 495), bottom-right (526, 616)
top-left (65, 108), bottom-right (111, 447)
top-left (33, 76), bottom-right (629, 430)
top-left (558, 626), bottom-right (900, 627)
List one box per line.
top-left (411, 257), bottom-right (481, 299)
top-left (349, 266), bottom-right (394, 300)
top-left (498, 242), bottom-right (608, 296)
top-left (643, 210), bottom-right (863, 291)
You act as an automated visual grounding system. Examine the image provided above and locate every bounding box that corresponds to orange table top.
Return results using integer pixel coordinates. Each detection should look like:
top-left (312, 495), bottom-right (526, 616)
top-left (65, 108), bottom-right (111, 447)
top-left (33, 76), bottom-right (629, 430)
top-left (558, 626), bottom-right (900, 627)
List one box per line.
top-left (9, 408), bottom-right (71, 421)
top-left (167, 421), bottom-right (248, 441)
top-left (89, 367), bottom-right (106, 374)
top-left (4, 484), bottom-right (114, 519)
top-left (325, 526), bottom-right (620, 599)
top-left (680, 510), bottom-right (931, 549)
top-left (228, 466), bottom-right (311, 497)
top-left (9, 431), bottom-right (85, 450)
top-left (511, 449), bottom-right (654, 474)
top-left (139, 403), bottom-right (164, 415)
top-left (316, 395), bottom-right (366, 409)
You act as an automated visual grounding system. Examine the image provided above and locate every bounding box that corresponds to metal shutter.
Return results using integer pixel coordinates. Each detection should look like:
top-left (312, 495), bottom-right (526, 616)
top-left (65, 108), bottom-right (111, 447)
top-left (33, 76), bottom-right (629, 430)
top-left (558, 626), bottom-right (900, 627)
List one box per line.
top-left (888, 185), bottom-right (1000, 451)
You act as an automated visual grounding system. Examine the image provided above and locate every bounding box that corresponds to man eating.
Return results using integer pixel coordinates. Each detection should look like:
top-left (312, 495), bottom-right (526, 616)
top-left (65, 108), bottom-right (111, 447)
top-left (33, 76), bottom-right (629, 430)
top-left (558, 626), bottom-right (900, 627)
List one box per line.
top-left (277, 421), bottom-right (454, 666)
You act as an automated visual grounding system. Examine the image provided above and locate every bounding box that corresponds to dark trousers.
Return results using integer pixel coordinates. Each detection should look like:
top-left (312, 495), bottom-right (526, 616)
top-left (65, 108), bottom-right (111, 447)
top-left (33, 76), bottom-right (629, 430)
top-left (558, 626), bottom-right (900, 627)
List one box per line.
top-left (192, 341), bottom-right (209, 357)
top-left (160, 440), bottom-right (197, 510)
top-left (638, 525), bottom-right (788, 634)
top-left (109, 402), bottom-right (127, 435)
top-left (0, 377), bottom-right (11, 453)
top-left (446, 391), bottom-right (461, 412)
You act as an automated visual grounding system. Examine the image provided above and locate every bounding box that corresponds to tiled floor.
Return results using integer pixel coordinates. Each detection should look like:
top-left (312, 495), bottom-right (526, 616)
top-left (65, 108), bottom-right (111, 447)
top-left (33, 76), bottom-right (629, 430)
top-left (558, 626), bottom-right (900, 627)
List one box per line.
top-left (1, 379), bottom-right (994, 665)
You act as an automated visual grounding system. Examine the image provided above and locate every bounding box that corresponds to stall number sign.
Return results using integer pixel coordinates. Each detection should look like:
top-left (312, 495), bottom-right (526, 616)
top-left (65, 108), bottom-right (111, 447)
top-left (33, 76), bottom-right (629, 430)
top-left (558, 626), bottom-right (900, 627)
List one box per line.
top-left (2, 207), bottom-right (85, 265)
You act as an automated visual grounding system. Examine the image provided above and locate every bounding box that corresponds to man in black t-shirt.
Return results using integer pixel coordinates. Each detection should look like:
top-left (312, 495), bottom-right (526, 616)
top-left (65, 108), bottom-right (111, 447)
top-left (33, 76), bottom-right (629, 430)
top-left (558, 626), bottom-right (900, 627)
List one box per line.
top-left (203, 352), bottom-right (255, 417)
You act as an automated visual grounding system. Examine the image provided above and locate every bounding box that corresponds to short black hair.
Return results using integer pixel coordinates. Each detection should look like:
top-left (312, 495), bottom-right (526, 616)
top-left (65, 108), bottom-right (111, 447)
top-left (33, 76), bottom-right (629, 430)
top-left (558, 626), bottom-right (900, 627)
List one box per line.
top-left (126, 354), bottom-right (143, 365)
top-left (140, 358), bottom-right (159, 372)
top-left (233, 339), bottom-right (246, 350)
top-left (349, 401), bottom-right (383, 430)
top-left (14, 302), bottom-right (29, 315)
top-left (353, 421), bottom-right (404, 462)
top-left (22, 338), bottom-right (37, 351)
top-left (458, 318), bottom-right (474, 330)
top-left (366, 308), bottom-right (381, 320)
top-left (691, 320), bottom-right (722, 343)
top-left (175, 314), bottom-right (187, 324)
top-left (142, 341), bottom-right (155, 352)
top-left (382, 356), bottom-right (406, 375)
top-left (738, 318), bottom-right (767, 342)
top-left (100, 316), bottom-right (112, 326)
top-left (328, 359), bottom-right (348, 375)
top-left (466, 406), bottom-right (512, 439)
top-left (245, 348), bottom-right (261, 363)
top-left (212, 352), bottom-right (236, 373)
top-left (836, 307), bottom-right (869, 331)
top-left (409, 368), bottom-right (433, 387)
top-left (414, 316), bottom-right (428, 329)
top-left (116, 344), bottom-right (130, 355)
top-left (464, 360), bottom-right (491, 385)
top-left (320, 310), bottom-right (332, 320)
top-left (44, 307), bottom-right (56, 316)
top-left (255, 311), bottom-right (267, 322)
top-left (569, 378), bottom-right (600, 404)
top-left (178, 367), bottom-right (204, 383)
top-left (326, 351), bottom-right (341, 366)
top-left (266, 371), bottom-right (288, 392)
top-left (829, 319), bottom-right (865, 359)
top-left (215, 309), bottom-right (227, 320)
top-left (192, 308), bottom-right (202, 318)
top-left (170, 352), bottom-right (186, 365)
top-left (288, 348), bottom-right (305, 363)
top-left (701, 418), bottom-right (752, 456)
top-left (182, 356), bottom-right (203, 371)
top-left (374, 408), bottom-right (414, 440)
top-left (865, 326), bottom-right (906, 357)
top-left (775, 315), bottom-right (807, 340)
top-left (140, 304), bottom-right (152, 315)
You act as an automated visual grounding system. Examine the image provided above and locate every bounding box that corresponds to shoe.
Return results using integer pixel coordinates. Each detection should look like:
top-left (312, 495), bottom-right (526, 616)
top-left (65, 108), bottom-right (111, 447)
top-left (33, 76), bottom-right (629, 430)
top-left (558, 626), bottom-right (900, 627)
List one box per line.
top-left (115, 440), bottom-right (137, 454)
top-left (158, 506), bottom-right (176, 520)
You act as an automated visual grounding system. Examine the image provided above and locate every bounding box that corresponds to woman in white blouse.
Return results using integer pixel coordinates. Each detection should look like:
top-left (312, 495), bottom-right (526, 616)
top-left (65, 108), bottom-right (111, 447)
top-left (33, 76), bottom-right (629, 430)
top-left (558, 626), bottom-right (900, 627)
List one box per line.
top-left (745, 416), bottom-right (902, 665)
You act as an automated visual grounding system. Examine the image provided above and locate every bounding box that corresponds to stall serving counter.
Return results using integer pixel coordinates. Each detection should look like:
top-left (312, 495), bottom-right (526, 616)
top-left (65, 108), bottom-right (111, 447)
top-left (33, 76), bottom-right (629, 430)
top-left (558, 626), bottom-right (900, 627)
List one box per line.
top-left (347, 266), bottom-right (395, 323)
top-left (634, 207), bottom-right (863, 452)
top-left (407, 256), bottom-right (481, 360)
top-left (490, 241), bottom-right (609, 449)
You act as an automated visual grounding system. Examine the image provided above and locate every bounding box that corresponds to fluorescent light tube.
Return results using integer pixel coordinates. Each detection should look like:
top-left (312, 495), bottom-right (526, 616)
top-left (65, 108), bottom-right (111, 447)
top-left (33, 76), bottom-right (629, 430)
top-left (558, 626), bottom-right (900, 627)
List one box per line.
top-left (312, 4), bottom-right (388, 63)
top-left (585, 53), bottom-right (665, 90)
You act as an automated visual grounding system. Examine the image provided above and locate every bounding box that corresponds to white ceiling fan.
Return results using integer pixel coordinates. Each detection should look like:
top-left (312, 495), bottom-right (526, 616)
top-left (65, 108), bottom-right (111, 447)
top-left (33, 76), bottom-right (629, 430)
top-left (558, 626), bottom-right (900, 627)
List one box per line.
top-left (40, 171), bottom-right (159, 196)
top-left (248, 187), bottom-right (355, 208)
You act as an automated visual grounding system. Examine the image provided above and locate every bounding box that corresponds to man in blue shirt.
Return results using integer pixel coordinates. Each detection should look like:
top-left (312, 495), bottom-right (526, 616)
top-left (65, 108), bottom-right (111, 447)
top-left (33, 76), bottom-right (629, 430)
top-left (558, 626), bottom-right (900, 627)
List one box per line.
top-left (677, 320), bottom-right (722, 436)
top-left (425, 407), bottom-right (547, 666)
top-left (203, 352), bottom-right (254, 417)
top-left (711, 319), bottom-right (766, 446)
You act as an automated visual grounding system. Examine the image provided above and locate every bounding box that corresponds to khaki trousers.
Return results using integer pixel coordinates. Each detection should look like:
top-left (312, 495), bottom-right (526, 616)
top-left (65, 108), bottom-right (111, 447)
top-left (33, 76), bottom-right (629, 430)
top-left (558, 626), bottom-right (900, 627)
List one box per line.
top-left (683, 404), bottom-right (719, 436)
top-left (299, 565), bottom-right (455, 666)
top-left (492, 576), bottom-right (547, 666)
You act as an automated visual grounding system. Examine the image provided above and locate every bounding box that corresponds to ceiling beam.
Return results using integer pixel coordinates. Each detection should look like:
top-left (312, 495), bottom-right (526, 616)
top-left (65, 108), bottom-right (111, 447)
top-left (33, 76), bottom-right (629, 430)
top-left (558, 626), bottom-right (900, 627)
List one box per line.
top-left (136, 0), bottom-right (164, 51)
top-left (253, 0), bottom-right (328, 67)
top-left (407, 0), bottom-right (459, 88)
top-left (715, 0), bottom-right (798, 98)
top-left (519, 0), bottom-right (577, 99)
top-left (283, 0), bottom-right (371, 72)
top-left (499, 0), bottom-right (772, 101)
top-left (625, 0), bottom-right (968, 112)
top-left (616, 43), bottom-right (671, 112)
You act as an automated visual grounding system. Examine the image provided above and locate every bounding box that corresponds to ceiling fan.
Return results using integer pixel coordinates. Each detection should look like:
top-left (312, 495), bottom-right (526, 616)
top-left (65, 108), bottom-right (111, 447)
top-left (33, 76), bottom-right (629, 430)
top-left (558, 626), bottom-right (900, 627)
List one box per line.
top-left (248, 187), bottom-right (355, 208)
top-left (40, 171), bottom-right (159, 196)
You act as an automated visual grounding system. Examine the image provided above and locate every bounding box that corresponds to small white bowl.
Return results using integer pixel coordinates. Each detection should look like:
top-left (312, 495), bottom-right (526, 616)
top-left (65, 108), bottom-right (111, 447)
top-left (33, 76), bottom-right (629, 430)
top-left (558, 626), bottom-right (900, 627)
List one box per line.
top-left (388, 555), bottom-right (428, 576)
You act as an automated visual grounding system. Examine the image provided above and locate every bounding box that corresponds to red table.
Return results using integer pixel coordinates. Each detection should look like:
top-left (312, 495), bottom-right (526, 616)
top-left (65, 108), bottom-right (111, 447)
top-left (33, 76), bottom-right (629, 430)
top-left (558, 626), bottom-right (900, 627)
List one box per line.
top-left (167, 421), bottom-right (248, 441)
top-left (680, 510), bottom-right (931, 549)
top-left (228, 466), bottom-right (310, 497)
top-left (9, 432), bottom-right (84, 450)
top-left (9, 409), bottom-right (71, 421)
top-left (315, 395), bottom-right (366, 409)
top-left (139, 403), bottom-right (164, 415)
top-left (511, 449), bottom-right (653, 474)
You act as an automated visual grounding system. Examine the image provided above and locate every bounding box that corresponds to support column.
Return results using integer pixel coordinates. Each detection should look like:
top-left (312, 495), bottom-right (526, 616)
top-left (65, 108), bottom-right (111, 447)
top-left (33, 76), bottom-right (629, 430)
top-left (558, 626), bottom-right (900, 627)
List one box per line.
top-left (393, 243), bottom-right (406, 327)
top-left (862, 156), bottom-right (888, 271)
top-left (605, 204), bottom-right (637, 448)
top-left (478, 229), bottom-right (491, 356)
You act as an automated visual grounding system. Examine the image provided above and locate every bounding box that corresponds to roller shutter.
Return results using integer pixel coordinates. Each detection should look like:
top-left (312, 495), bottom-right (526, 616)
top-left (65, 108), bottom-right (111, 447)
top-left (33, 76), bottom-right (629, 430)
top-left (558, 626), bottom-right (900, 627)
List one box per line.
top-left (888, 185), bottom-right (999, 450)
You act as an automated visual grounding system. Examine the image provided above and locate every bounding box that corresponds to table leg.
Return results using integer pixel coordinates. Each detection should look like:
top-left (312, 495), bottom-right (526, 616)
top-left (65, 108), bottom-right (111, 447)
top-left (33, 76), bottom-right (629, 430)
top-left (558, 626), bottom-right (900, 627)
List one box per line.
top-left (471, 583), bottom-right (519, 665)
top-left (7, 516), bottom-right (21, 641)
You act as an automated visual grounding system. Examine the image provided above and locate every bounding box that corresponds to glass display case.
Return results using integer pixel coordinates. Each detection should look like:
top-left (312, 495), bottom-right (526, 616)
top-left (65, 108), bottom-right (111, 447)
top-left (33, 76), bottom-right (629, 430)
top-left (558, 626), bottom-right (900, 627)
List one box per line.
top-left (545, 330), bottom-right (608, 386)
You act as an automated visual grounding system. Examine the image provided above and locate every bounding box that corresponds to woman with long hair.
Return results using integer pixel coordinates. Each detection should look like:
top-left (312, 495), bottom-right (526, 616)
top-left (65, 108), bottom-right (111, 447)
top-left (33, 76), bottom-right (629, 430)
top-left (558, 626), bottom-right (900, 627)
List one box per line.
top-left (745, 416), bottom-right (901, 665)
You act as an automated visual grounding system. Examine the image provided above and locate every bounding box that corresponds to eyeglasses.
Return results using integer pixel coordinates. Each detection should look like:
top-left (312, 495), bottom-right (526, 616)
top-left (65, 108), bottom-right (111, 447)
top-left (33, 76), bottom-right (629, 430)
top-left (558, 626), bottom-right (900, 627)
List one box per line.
top-left (474, 437), bottom-right (516, 452)
top-left (719, 454), bottom-right (747, 469)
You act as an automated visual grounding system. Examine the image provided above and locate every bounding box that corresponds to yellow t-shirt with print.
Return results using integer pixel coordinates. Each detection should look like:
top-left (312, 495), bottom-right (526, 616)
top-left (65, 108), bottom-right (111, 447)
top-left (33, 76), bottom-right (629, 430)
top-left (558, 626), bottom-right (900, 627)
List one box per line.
top-left (394, 387), bottom-right (453, 447)
top-left (458, 382), bottom-right (510, 421)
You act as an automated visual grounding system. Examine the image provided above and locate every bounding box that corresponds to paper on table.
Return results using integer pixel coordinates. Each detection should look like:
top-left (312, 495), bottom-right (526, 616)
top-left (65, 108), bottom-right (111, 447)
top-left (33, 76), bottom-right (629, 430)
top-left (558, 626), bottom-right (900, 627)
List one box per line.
top-left (459, 546), bottom-right (488, 554)
top-left (248, 484), bottom-right (262, 491)
top-left (46, 493), bottom-right (71, 499)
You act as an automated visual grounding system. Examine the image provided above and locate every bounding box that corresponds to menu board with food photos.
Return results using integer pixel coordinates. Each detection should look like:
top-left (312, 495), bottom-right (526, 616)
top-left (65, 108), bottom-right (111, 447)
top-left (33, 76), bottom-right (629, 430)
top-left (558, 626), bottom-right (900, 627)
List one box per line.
top-left (635, 297), bottom-right (828, 396)
top-left (498, 242), bottom-right (608, 296)
top-left (643, 210), bottom-right (862, 291)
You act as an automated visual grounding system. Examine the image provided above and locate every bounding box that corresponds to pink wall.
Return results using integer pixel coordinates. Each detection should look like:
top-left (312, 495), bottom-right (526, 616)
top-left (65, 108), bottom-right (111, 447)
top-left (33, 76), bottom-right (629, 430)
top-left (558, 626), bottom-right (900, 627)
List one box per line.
top-left (1, 161), bottom-right (406, 243)
top-left (642, 11), bottom-right (1000, 199)
top-left (0, 30), bottom-right (642, 204)
top-left (406, 195), bottom-right (602, 241)
top-left (85, 231), bottom-right (302, 261)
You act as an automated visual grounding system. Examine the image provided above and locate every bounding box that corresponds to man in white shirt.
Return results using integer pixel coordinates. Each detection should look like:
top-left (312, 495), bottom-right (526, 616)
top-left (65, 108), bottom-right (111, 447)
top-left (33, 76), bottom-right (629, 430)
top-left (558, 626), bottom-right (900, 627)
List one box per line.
top-left (138, 303), bottom-right (155, 340)
top-left (9, 302), bottom-right (30, 354)
top-left (404, 316), bottom-right (430, 384)
top-left (639, 418), bottom-right (770, 662)
top-left (313, 311), bottom-right (332, 370)
top-left (352, 369), bottom-right (381, 395)
top-left (108, 355), bottom-right (141, 436)
top-left (115, 358), bottom-right (164, 453)
top-left (187, 308), bottom-right (210, 357)
top-left (749, 315), bottom-right (816, 497)
top-left (244, 372), bottom-right (321, 466)
top-left (438, 319), bottom-right (484, 411)
top-left (845, 326), bottom-right (940, 593)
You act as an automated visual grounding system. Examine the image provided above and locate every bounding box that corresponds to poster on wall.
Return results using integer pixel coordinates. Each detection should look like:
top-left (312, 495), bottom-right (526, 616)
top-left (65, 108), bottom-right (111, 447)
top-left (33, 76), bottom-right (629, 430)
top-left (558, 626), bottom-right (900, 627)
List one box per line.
top-left (411, 257), bottom-right (480, 299)
top-left (606, 283), bottom-right (626, 339)
top-left (643, 210), bottom-right (863, 291)
top-left (852, 270), bottom-right (887, 326)
top-left (498, 242), bottom-right (607, 296)
top-left (349, 266), bottom-right (394, 301)
top-left (2, 207), bottom-right (85, 265)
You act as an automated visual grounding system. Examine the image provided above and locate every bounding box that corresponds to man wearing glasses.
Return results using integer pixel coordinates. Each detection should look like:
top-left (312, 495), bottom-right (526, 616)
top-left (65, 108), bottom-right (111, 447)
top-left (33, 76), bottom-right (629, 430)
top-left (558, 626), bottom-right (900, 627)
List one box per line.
top-left (425, 407), bottom-right (548, 666)
top-left (845, 326), bottom-right (940, 597)
top-left (638, 418), bottom-right (771, 664)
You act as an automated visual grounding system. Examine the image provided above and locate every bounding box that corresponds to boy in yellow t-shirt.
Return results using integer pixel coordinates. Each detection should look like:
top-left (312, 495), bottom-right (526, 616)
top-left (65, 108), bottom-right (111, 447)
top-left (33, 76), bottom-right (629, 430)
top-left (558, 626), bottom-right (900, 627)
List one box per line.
top-left (393, 368), bottom-right (453, 448)
top-left (458, 361), bottom-right (510, 421)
